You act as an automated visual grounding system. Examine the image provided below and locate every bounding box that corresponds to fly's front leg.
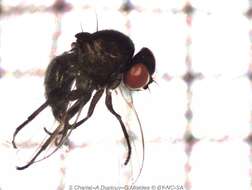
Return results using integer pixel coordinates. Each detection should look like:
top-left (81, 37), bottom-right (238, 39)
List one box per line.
top-left (105, 89), bottom-right (131, 165)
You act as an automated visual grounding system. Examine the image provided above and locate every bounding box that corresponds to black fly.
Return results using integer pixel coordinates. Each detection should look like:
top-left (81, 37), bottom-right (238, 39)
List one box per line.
top-left (12, 29), bottom-right (155, 170)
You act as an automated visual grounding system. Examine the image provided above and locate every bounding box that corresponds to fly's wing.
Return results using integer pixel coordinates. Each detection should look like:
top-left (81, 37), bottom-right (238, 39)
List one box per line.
top-left (112, 83), bottom-right (145, 185)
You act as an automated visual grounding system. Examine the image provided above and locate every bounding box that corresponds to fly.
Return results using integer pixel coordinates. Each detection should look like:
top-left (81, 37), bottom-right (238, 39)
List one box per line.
top-left (12, 29), bottom-right (155, 171)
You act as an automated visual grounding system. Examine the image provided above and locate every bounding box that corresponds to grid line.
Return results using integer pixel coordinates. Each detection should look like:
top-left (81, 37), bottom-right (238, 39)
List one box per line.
top-left (0, 0), bottom-right (251, 189)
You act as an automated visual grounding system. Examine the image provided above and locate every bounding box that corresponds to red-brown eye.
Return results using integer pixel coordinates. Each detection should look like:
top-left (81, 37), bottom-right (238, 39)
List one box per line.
top-left (123, 63), bottom-right (150, 89)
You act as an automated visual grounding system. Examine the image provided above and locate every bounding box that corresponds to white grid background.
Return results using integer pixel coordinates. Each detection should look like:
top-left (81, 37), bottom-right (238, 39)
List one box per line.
top-left (0, 0), bottom-right (252, 190)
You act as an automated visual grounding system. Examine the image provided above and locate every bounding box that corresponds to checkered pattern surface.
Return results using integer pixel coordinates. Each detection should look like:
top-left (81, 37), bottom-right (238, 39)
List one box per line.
top-left (0, 0), bottom-right (251, 190)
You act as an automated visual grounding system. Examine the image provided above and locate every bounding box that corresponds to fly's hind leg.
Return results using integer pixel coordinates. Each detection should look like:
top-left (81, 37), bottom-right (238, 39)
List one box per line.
top-left (43, 89), bottom-right (93, 146)
top-left (16, 125), bottom-right (62, 170)
top-left (44, 88), bottom-right (104, 147)
top-left (43, 89), bottom-right (92, 135)
top-left (12, 101), bottom-right (49, 148)
top-left (15, 89), bottom-right (93, 170)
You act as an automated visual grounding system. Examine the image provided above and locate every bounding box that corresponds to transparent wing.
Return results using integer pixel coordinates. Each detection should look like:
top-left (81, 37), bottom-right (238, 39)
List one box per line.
top-left (112, 82), bottom-right (145, 185)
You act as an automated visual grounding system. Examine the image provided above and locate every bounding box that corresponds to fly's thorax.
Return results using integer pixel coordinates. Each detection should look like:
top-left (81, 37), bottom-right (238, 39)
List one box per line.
top-left (74, 30), bottom-right (135, 89)
top-left (75, 41), bottom-right (127, 87)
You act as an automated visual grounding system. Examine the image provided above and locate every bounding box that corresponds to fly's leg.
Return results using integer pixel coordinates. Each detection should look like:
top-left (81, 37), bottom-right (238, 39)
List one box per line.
top-left (52, 91), bottom-right (93, 145)
top-left (13, 89), bottom-right (87, 149)
top-left (70, 89), bottom-right (104, 129)
top-left (12, 101), bottom-right (49, 148)
top-left (16, 89), bottom-right (93, 170)
top-left (16, 126), bottom-right (62, 170)
top-left (43, 98), bottom-right (86, 146)
top-left (43, 89), bottom-right (92, 136)
top-left (105, 89), bottom-right (131, 165)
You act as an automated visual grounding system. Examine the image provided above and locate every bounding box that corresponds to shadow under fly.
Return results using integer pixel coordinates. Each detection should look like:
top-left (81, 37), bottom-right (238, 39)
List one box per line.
top-left (12, 29), bottom-right (155, 180)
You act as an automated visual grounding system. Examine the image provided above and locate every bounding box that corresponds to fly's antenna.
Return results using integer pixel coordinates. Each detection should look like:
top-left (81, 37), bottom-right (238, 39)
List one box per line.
top-left (152, 79), bottom-right (159, 87)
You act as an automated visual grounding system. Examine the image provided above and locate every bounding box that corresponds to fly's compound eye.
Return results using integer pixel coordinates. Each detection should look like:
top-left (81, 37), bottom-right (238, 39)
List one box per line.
top-left (123, 63), bottom-right (150, 90)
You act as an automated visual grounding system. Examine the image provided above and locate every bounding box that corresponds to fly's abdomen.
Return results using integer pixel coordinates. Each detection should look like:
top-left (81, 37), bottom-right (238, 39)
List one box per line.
top-left (44, 53), bottom-right (76, 120)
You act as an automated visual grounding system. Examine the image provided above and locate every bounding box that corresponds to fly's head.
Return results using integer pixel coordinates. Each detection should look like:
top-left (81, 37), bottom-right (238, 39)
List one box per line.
top-left (123, 48), bottom-right (155, 91)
